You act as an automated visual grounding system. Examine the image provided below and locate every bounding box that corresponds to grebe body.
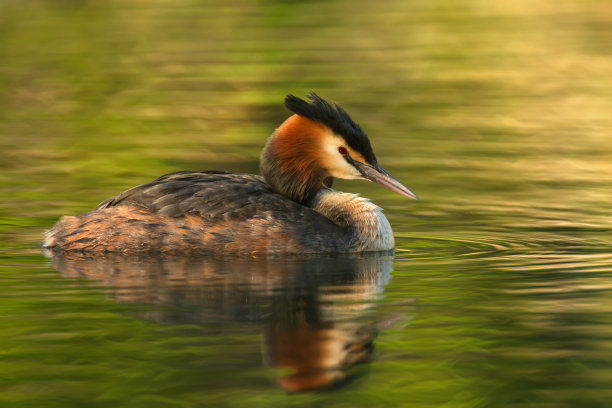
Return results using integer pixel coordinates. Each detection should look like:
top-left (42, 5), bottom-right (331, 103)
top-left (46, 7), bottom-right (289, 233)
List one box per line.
top-left (44, 93), bottom-right (418, 255)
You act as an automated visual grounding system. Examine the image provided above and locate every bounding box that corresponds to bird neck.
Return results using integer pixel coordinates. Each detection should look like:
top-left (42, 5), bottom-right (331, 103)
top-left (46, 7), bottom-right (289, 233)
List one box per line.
top-left (311, 190), bottom-right (394, 252)
top-left (260, 115), bottom-right (329, 205)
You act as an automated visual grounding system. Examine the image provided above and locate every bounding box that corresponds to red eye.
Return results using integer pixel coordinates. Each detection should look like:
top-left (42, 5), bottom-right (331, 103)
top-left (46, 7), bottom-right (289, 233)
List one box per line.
top-left (338, 146), bottom-right (348, 156)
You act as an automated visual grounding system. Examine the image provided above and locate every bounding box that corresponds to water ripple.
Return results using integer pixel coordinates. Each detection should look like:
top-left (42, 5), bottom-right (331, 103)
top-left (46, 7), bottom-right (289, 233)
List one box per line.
top-left (395, 235), bottom-right (612, 261)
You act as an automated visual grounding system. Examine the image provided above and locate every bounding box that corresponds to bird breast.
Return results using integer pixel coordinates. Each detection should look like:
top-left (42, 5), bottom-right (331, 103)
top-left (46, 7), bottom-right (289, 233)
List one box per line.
top-left (311, 189), bottom-right (394, 252)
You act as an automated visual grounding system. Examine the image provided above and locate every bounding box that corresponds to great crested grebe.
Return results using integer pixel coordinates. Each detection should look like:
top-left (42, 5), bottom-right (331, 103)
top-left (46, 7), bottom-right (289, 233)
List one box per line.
top-left (44, 92), bottom-right (418, 255)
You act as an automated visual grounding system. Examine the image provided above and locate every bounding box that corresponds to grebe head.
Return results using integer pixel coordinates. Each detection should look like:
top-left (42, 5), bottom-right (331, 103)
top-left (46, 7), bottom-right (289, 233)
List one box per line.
top-left (261, 92), bottom-right (418, 204)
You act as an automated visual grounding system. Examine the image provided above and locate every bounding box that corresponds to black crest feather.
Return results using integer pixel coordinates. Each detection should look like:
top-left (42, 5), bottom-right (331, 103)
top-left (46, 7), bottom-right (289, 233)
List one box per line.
top-left (284, 92), bottom-right (377, 164)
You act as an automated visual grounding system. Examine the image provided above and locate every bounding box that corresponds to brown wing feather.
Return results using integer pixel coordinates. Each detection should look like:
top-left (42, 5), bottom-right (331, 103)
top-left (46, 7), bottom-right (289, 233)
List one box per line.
top-left (97, 172), bottom-right (270, 219)
top-left (46, 171), bottom-right (349, 254)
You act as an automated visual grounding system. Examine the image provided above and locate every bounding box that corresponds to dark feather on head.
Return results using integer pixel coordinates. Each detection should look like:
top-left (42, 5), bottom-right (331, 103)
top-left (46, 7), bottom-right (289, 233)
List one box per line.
top-left (284, 92), bottom-right (377, 165)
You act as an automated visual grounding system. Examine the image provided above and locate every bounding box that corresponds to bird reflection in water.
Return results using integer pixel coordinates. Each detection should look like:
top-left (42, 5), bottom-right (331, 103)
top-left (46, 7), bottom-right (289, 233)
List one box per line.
top-left (47, 252), bottom-right (413, 392)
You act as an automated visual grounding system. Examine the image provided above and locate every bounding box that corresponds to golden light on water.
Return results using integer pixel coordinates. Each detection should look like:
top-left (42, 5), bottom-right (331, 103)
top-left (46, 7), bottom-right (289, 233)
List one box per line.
top-left (2, 1), bottom-right (612, 406)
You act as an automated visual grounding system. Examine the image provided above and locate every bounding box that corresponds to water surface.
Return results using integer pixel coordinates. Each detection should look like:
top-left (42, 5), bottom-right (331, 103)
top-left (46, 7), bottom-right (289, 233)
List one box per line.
top-left (2, 1), bottom-right (612, 407)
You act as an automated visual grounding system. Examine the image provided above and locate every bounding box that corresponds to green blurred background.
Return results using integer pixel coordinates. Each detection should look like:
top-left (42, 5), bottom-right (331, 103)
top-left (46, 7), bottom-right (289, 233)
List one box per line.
top-left (2, 1), bottom-right (612, 407)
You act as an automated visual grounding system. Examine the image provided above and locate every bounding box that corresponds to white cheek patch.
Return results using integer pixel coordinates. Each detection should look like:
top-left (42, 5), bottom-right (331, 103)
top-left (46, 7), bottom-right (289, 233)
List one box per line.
top-left (321, 133), bottom-right (362, 179)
